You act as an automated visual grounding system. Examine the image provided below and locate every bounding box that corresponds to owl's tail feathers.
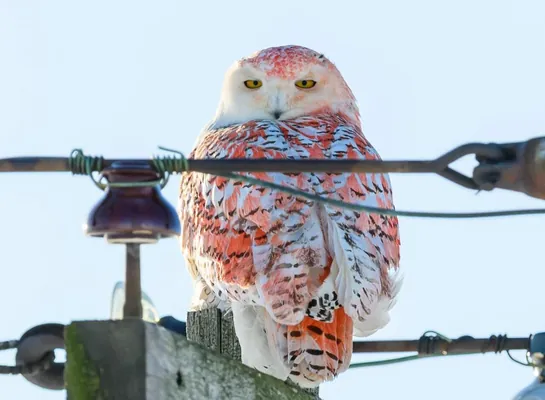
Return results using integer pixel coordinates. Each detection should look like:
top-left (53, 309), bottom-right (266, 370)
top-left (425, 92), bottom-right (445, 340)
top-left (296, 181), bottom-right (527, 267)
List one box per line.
top-left (285, 307), bottom-right (353, 388)
top-left (232, 303), bottom-right (353, 389)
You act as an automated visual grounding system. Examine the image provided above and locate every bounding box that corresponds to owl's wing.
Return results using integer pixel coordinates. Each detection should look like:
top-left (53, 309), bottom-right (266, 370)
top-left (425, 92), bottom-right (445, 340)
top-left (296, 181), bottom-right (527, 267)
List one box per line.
top-left (179, 119), bottom-right (325, 325)
top-left (313, 121), bottom-right (401, 337)
top-left (179, 115), bottom-right (401, 333)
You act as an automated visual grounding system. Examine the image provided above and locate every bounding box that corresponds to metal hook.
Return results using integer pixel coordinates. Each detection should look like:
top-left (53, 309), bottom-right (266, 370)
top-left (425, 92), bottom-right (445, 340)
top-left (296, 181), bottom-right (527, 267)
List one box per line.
top-left (432, 143), bottom-right (506, 190)
top-left (15, 323), bottom-right (65, 390)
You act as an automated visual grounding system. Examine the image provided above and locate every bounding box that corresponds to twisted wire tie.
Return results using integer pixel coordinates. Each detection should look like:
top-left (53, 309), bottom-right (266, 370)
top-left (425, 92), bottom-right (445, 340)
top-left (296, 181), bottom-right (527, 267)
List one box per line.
top-left (349, 331), bottom-right (452, 369)
top-left (68, 149), bottom-right (106, 190)
top-left (150, 146), bottom-right (190, 188)
top-left (67, 148), bottom-right (190, 190)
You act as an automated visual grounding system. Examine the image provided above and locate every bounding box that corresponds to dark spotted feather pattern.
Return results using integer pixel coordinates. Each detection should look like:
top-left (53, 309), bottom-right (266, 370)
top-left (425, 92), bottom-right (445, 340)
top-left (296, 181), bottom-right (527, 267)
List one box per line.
top-left (178, 113), bottom-right (401, 386)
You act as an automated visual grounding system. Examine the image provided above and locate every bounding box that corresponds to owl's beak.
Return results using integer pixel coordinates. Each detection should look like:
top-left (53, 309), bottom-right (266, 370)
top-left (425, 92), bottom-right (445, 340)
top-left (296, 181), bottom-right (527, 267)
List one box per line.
top-left (269, 90), bottom-right (288, 119)
top-left (272, 110), bottom-right (283, 119)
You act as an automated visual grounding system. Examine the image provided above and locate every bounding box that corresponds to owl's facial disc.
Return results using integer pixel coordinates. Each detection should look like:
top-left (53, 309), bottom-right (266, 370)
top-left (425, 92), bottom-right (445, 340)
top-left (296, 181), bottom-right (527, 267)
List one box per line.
top-left (223, 63), bottom-right (336, 122)
top-left (210, 45), bottom-right (359, 128)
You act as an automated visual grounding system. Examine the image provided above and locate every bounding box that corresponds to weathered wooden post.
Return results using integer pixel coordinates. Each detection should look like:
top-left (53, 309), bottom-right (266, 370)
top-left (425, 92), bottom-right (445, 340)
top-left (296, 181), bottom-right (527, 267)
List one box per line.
top-left (64, 319), bottom-right (318, 399)
top-left (62, 162), bottom-right (319, 399)
top-left (186, 309), bottom-right (321, 398)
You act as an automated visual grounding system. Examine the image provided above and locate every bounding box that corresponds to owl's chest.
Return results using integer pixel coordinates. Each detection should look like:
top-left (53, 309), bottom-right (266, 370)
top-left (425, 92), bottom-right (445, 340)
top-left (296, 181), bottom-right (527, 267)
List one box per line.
top-left (198, 118), bottom-right (359, 161)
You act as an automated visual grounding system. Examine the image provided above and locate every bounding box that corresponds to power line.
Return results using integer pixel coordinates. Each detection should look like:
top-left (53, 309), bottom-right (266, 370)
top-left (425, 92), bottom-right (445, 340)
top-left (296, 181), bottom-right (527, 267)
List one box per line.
top-left (352, 333), bottom-right (529, 355)
top-left (349, 331), bottom-right (531, 369)
top-left (0, 137), bottom-right (543, 218)
top-left (0, 142), bottom-right (503, 192)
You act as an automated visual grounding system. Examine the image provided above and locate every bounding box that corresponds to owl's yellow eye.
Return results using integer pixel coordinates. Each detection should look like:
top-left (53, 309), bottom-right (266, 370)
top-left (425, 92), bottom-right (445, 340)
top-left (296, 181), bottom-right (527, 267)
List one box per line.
top-left (244, 80), bottom-right (263, 89)
top-left (295, 79), bottom-right (317, 89)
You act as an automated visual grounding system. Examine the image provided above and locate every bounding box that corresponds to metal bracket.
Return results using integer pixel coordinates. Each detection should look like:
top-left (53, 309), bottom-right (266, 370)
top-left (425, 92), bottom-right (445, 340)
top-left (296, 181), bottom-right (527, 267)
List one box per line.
top-left (473, 137), bottom-right (545, 200)
top-left (15, 323), bottom-right (65, 390)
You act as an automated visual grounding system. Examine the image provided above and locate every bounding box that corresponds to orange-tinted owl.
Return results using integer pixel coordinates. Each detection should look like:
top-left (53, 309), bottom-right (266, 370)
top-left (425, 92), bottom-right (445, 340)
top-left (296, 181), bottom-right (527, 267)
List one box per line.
top-left (179, 45), bottom-right (402, 388)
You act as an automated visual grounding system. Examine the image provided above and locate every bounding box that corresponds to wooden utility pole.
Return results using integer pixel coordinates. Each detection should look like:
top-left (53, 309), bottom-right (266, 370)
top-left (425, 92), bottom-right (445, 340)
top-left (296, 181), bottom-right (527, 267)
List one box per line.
top-left (186, 309), bottom-right (320, 399)
top-left (64, 313), bottom-right (320, 399)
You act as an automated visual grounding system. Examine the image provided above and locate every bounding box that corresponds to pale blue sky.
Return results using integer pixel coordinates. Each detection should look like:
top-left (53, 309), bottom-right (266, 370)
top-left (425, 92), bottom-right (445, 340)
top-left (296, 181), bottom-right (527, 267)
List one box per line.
top-left (1, 1), bottom-right (544, 399)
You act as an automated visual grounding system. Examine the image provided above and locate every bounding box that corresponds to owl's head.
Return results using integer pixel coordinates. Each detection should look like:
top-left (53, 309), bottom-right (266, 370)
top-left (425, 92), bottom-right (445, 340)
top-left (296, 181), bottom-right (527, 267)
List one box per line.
top-left (210, 45), bottom-right (359, 128)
